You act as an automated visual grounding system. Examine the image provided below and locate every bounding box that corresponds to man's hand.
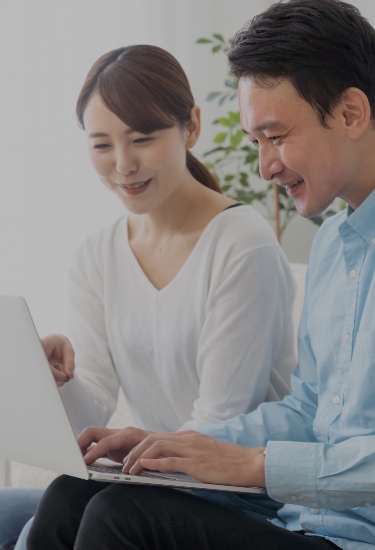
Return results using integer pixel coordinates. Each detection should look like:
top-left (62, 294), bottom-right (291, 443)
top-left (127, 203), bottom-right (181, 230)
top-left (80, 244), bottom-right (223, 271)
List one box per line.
top-left (41, 334), bottom-right (75, 387)
top-left (123, 430), bottom-right (266, 488)
top-left (77, 426), bottom-right (154, 465)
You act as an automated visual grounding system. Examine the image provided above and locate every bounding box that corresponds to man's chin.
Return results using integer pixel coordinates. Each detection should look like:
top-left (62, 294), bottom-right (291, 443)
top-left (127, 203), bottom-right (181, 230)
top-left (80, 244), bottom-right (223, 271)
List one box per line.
top-left (293, 200), bottom-right (328, 220)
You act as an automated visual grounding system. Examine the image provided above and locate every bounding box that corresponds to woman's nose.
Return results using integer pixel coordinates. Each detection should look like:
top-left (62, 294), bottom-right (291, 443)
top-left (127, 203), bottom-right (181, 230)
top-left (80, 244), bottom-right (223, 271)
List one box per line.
top-left (116, 149), bottom-right (137, 176)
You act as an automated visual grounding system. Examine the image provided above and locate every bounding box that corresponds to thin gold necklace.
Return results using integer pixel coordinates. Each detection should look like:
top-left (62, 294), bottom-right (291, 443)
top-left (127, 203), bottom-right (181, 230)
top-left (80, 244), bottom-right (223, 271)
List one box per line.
top-left (153, 215), bottom-right (189, 252)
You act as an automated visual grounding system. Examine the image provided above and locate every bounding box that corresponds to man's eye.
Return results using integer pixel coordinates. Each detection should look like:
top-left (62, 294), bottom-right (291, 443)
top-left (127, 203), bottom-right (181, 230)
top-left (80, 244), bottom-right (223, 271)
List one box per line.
top-left (270, 136), bottom-right (281, 144)
top-left (134, 138), bottom-right (152, 143)
top-left (249, 140), bottom-right (259, 149)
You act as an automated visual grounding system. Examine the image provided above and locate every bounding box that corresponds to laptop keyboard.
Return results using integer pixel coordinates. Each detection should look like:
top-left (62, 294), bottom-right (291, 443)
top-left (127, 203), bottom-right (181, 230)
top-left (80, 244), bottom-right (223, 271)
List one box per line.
top-left (89, 463), bottom-right (124, 474)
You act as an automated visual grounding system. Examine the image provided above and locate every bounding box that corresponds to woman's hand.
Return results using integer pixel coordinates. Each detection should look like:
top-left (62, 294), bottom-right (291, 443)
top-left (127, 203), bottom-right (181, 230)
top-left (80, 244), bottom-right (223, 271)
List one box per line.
top-left (41, 334), bottom-right (75, 387)
top-left (122, 430), bottom-right (266, 488)
top-left (77, 426), bottom-right (155, 465)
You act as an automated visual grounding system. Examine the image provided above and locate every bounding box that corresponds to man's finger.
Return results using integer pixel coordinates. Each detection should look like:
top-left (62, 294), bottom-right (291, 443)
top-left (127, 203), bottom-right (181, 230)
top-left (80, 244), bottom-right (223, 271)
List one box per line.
top-left (126, 439), bottom-right (190, 474)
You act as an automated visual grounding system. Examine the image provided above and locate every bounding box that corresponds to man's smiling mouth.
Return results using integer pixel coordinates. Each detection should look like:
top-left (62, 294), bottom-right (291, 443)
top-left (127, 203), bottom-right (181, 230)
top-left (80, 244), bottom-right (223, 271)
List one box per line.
top-left (286, 179), bottom-right (303, 190)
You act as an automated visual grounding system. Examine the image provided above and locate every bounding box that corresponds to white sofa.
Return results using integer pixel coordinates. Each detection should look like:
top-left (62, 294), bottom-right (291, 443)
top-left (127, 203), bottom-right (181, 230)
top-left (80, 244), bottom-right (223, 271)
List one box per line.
top-left (0, 262), bottom-right (307, 489)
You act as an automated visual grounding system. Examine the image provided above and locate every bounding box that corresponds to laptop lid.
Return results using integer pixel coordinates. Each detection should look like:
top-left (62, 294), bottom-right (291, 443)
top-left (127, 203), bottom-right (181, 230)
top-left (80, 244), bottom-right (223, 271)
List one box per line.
top-left (0, 295), bottom-right (89, 479)
top-left (0, 295), bottom-right (265, 494)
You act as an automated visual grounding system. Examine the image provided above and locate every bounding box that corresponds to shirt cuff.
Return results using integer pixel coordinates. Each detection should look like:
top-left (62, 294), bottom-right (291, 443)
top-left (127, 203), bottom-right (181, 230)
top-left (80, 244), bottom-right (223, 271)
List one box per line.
top-left (265, 440), bottom-right (319, 508)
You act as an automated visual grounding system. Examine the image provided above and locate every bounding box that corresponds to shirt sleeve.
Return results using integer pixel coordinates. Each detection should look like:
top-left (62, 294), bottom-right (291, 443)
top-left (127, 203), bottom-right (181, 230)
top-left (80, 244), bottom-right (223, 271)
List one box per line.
top-left (266, 436), bottom-right (375, 510)
top-left (59, 238), bottom-right (120, 434)
top-left (198, 267), bottom-right (375, 510)
top-left (180, 242), bottom-right (297, 430)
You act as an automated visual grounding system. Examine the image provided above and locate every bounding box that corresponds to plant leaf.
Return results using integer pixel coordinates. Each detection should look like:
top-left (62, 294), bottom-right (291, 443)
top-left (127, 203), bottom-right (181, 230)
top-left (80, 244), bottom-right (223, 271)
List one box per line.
top-left (213, 132), bottom-right (228, 144)
top-left (213, 33), bottom-right (225, 42)
top-left (196, 38), bottom-right (212, 44)
top-left (215, 117), bottom-right (232, 128)
top-left (206, 91), bottom-right (221, 102)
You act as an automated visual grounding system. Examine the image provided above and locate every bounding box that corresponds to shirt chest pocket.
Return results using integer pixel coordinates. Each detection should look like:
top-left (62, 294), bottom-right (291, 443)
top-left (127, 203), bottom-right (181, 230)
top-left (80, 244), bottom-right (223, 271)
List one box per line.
top-left (346, 331), bottom-right (375, 430)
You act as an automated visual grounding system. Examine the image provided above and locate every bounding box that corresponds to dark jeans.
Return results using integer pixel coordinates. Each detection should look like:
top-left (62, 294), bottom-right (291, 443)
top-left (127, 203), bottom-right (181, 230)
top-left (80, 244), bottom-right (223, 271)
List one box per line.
top-left (27, 475), bottom-right (341, 550)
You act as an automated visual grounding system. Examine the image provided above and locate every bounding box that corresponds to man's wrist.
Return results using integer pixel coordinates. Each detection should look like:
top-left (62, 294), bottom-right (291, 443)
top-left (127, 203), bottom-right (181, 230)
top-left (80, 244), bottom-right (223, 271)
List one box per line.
top-left (254, 446), bottom-right (267, 487)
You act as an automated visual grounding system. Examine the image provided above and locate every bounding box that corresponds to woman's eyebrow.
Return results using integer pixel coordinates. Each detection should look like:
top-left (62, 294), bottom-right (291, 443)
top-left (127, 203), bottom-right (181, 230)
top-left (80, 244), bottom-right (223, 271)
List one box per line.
top-left (88, 132), bottom-right (110, 138)
top-left (88, 128), bottom-right (137, 139)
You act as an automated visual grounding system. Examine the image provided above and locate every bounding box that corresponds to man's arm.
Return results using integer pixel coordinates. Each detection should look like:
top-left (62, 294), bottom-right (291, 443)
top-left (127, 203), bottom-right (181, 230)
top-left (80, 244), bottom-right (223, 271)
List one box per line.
top-left (123, 430), bottom-right (267, 487)
top-left (265, 436), bottom-right (375, 510)
top-left (119, 428), bottom-right (375, 510)
top-left (78, 426), bottom-right (267, 487)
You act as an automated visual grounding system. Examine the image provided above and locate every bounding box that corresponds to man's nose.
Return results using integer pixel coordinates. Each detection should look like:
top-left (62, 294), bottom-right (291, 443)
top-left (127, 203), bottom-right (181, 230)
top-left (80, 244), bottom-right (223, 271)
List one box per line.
top-left (258, 147), bottom-right (284, 182)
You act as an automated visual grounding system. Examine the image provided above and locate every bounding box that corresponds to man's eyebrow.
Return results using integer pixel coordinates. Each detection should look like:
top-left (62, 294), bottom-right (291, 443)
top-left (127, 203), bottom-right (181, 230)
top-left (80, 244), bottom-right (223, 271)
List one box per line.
top-left (241, 121), bottom-right (286, 136)
top-left (252, 121), bottom-right (286, 133)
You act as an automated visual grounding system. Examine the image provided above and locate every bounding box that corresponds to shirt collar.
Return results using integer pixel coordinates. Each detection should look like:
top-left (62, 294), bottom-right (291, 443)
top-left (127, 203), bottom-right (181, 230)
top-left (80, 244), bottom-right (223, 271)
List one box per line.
top-left (344, 188), bottom-right (375, 244)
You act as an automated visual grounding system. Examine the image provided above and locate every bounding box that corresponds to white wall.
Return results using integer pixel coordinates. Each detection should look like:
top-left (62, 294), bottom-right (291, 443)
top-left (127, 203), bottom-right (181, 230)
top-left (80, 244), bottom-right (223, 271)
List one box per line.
top-left (1, 0), bottom-right (374, 334)
top-left (0, 0), bottom-right (273, 335)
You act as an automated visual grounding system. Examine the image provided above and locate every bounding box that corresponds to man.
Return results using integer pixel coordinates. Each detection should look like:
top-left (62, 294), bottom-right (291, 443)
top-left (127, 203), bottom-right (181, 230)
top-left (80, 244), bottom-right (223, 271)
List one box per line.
top-left (28, 1), bottom-right (375, 548)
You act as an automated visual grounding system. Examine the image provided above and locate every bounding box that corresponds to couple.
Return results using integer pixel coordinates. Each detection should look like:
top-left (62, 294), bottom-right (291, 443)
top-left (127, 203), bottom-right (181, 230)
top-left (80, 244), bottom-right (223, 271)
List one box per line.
top-left (4, 0), bottom-right (375, 548)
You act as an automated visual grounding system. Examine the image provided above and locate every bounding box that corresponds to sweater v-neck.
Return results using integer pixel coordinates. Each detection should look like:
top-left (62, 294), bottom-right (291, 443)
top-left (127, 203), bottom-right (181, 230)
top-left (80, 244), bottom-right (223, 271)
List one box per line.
top-left (123, 206), bottom-right (243, 293)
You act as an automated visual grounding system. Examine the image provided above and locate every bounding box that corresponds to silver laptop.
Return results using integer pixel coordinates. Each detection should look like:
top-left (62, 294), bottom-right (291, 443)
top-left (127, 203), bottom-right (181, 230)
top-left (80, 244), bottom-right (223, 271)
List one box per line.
top-left (0, 295), bottom-right (265, 494)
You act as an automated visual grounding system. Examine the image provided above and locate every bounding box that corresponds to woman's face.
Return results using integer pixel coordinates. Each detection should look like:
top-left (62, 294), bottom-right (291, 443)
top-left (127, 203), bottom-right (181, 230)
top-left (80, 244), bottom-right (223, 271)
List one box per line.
top-left (83, 93), bottom-right (197, 215)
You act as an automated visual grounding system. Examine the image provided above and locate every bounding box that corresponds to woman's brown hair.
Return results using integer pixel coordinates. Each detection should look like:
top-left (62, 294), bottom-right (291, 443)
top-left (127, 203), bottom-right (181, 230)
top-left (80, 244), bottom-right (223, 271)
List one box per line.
top-left (76, 45), bottom-right (221, 192)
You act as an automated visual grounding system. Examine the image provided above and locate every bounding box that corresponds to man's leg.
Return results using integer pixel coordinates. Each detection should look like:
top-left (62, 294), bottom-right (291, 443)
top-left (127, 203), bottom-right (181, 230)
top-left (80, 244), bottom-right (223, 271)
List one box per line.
top-left (0, 488), bottom-right (44, 550)
top-left (74, 484), bottom-right (340, 550)
top-left (187, 488), bottom-right (281, 522)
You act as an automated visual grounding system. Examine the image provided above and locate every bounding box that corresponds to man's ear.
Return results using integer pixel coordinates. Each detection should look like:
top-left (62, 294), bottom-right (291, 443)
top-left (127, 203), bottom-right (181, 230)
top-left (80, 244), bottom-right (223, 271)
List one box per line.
top-left (185, 105), bottom-right (201, 148)
top-left (340, 87), bottom-right (371, 139)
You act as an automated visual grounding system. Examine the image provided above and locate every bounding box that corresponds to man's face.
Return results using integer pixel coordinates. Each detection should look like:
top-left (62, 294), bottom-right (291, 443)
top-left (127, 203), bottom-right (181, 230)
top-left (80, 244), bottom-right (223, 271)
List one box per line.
top-left (238, 77), bottom-right (358, 217)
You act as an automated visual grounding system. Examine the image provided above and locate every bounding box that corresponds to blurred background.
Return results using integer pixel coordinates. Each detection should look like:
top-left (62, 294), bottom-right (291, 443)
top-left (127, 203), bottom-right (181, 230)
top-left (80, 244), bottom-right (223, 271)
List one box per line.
top-left (1, 0), bottom-right (374, 335)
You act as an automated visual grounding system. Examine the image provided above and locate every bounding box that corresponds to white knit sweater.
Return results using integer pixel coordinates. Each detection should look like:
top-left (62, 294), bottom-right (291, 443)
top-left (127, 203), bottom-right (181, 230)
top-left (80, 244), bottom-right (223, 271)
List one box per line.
top-left (60, 205), bottom-right (296, 434)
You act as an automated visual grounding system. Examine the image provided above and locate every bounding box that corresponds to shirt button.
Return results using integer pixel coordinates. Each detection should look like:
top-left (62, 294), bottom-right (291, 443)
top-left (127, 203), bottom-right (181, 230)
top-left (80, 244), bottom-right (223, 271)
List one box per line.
top-left (344, 333), bottom-right (351, 343)
top-left (290, 495), bottom-right (299, 502)
top-left (363, 502), bottom-right (372, 507)
top-left (332, 395), bottom-right (340, 404)
top-left (309, 508), bottom-right (319, 514)
top-left (349, 269), bottom-right (356, 278)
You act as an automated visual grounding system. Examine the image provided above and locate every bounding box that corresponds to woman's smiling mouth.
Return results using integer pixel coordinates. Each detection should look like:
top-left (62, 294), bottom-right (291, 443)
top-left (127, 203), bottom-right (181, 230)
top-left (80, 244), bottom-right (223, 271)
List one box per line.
top-left (119, 179), bottom-right (152, 195)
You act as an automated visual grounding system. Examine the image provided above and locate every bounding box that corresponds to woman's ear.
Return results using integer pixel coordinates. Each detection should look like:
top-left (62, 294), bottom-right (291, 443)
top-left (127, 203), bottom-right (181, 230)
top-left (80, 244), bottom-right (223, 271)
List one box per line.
top-left (185, 105), bottom-right (201, 148)
top-left (340, 87), bottom-right (371, 139)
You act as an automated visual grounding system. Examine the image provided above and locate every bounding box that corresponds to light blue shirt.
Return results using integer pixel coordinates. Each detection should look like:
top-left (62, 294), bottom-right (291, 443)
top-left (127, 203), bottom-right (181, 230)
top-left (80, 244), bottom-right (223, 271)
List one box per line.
top-left (198, 189), bottom-right (375, 550)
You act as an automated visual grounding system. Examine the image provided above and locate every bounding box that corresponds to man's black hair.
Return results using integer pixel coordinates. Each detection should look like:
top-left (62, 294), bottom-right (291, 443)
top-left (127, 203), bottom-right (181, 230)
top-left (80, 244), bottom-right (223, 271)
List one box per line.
top-left (228, 0), bottom-right (375, 126)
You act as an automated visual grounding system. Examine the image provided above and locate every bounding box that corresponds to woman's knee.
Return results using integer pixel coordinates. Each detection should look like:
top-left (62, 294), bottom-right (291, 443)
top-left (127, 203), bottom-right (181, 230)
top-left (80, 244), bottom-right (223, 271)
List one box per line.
top-left (27, 476), bottom-right (107, 549)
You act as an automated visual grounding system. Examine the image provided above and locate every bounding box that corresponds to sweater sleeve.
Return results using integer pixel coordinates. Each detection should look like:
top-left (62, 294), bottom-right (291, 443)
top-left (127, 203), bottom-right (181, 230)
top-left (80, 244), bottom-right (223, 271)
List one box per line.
top-left (59, 236), bottom-right (120, 435)
top-left (180, 238), bottom-right (296, 430)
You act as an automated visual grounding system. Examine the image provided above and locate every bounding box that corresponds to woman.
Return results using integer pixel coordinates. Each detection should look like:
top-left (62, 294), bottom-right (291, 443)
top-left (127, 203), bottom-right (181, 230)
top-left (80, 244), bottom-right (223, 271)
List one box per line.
top-left (0, 44), bottom-right (296, 550)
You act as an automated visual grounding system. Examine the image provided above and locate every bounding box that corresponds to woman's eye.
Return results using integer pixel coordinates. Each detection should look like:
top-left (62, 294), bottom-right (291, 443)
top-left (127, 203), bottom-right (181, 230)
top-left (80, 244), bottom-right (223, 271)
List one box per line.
top-left (93, 143), bottom-right (110, 150)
